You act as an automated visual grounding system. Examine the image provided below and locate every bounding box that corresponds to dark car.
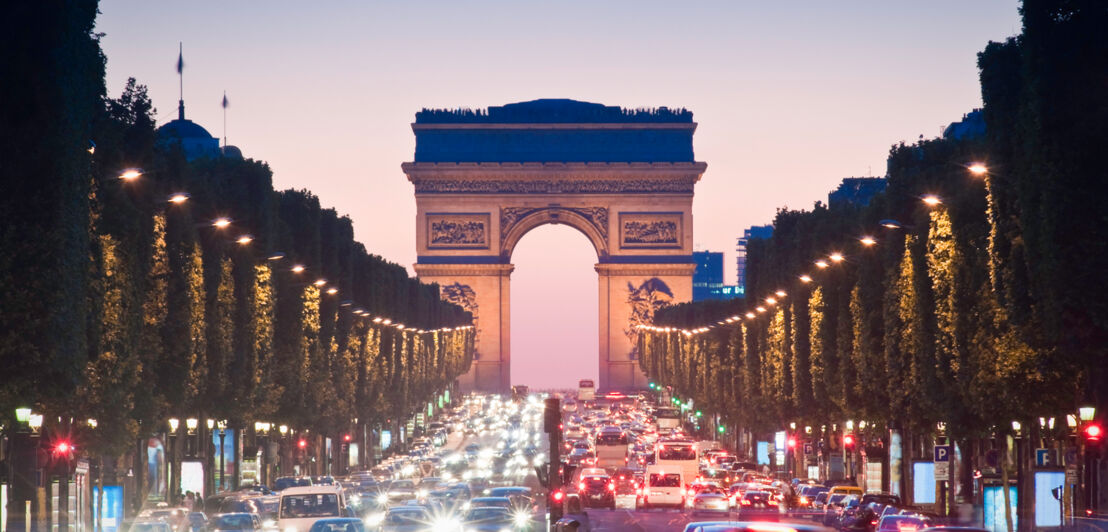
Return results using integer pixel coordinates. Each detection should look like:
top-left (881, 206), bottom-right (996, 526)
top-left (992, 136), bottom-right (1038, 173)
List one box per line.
top-left (463, 507), bottom-right (515, 532)
top-left (273, 477), bottom-right (312, 492)
top-left (207, 513), bottom-right (260, 532)
top-left (735, 490), bottom-right (780, 521)
top-left (577, 475), bottom-right (615, 509)
top-left (877, 515), bottom-right (934, 532)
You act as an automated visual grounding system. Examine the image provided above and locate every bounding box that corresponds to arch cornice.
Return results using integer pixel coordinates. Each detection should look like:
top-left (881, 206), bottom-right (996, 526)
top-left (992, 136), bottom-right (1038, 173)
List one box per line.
top-left (499, 206), bottom-right (609, 261)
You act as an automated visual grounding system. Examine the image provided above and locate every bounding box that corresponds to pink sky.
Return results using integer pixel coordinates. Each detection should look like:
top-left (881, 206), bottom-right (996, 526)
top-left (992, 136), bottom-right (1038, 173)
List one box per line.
top-left (97, 0), bottom-right (1021, 389)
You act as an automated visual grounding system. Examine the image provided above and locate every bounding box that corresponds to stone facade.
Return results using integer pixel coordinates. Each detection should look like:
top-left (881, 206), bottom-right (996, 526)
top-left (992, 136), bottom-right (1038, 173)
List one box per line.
top-left (405, 100), bottom-right (706, 392)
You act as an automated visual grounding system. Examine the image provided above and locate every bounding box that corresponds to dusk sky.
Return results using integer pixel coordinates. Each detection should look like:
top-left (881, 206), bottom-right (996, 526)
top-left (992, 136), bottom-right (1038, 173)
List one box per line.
top-left (97, 0), bottom-right (1021, 389)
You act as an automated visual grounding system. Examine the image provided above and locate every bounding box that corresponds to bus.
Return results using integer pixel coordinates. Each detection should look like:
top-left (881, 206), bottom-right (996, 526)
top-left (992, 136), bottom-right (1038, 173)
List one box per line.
top-left (654, 439), bottom-right (699, 487)
top-left (655, 407), bottom-right (680, 430)
top-left (593, 427), bottom-right (630, 470)
top-left (510, 385), bottom-right (529, 401)
top-left (578, 379), bottom-right (596, 402)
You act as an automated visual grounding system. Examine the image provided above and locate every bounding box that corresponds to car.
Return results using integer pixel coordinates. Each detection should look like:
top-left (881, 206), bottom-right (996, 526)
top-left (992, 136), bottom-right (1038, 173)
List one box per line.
top-left (577, 474), bottom-right (615, 509)
top-left (876, 515), bottom-right (934, 532)
top-left (207, 513), bottom-right (261, 532)
top-left (796, 485), bottom-right (828, 509)
top-left (274, 477), bottom-right (313, 491)
top-left (734, 491), bottom-right (781, 521)
top-left (691, 487), bottom-right (731, 514)
top-left (385, 479), bottom-right (417, 501)
top-left (137, 508), bottom-right (191, 532)
top-left (378, 507), bottom-right (431, 532)
top-left (462, 507), bottom-right (519, 532)
top-left (276, 486), bottom-right (347, 532)
top-left (467, 496), bottom-right (513, 510)
top-left (682, 522), bottom-right (836, 532)
top-left (130, 522), bottom-right (174, 532)
top-left (641, 468), bottom-right (684, 509)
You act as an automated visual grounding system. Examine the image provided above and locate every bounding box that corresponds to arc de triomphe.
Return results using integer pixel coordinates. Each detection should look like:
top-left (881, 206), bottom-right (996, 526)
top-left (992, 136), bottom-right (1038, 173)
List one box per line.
top-left (405, 99), bottom-right (706, 393)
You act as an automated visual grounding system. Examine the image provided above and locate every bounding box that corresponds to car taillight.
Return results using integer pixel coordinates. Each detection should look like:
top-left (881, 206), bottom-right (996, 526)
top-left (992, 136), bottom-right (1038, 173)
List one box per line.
top-left (741, 499), bottom-right (753, 506)
top-left (768, 499), bottom-right (779, 506)
top-left (608, 483), bottom-right (616, 491)
top-left (871, 520), bottom-right (879, 526)
top-left (578, 482), bottom-right (585, 491)
top-left (799, 496), bottom-right (808, 505)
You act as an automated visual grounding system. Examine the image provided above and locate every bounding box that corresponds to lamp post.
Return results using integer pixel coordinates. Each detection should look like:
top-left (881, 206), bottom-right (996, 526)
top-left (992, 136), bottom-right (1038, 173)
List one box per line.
top-left (278, 425), bottom-right (289, 478)
top-left (254, 422), bottom-right (270, 488)
top-left (186, 418), bottom-right (198, 457)
top-left (217, 421), bottom-right (227, 493)
top-left (168, 418), bottom-right (179, 503)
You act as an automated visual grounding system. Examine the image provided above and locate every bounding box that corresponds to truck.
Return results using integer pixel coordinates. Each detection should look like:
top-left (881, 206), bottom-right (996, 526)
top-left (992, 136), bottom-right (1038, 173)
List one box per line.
top-left (578, 379), bottom-right (596, 402)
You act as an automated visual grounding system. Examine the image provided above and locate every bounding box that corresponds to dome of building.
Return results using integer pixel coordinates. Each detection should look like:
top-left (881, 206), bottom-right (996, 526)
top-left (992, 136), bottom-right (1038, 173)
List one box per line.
top-left (157, 100), bottom-right (220, 160)
top-left (221, 145), bottom-right (243, 159)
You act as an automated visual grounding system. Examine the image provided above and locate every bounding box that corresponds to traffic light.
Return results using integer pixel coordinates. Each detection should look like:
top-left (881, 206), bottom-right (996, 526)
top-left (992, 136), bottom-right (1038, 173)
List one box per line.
top-left (843, 434), bottom-right (855, 449)
top-left (787, 436), bottom-right (797, 449)
top-left (544, 397), bottom-right (561, 433)
top-left (343, 434), bottom-right (352, 442)
top-left (54, 440), bottom-right (74, 456)
top-left (1085, 423), bottom-right (1103, 443)
top-left (298, 439), bottom-right (308, 449)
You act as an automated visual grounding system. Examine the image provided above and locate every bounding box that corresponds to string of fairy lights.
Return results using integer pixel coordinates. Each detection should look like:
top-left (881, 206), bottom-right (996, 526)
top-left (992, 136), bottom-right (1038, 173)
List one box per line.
top-left (637, 162), bottom-right (990, 336)
top-left (116, 167), bottom-right (473, 335)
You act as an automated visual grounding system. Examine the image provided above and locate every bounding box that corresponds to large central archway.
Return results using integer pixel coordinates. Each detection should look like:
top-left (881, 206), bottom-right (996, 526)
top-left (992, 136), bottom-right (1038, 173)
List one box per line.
top-left (405, 99), bottom-right (706, 392)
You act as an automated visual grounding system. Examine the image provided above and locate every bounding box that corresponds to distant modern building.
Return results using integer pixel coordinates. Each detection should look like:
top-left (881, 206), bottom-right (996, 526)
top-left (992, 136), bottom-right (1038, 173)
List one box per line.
top-left (693, 250), bottom-right (742, 301)
top-left (828, 177), bottom-right (887, 208)
top-left (943, 108), bottom-right (985, 140)
top-left (736, 225), bottom-right (773, 293)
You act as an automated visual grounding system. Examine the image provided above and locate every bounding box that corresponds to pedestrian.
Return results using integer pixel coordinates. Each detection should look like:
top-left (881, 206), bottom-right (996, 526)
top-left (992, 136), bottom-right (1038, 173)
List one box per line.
top-left (184, 491), bottom-right (195, 511)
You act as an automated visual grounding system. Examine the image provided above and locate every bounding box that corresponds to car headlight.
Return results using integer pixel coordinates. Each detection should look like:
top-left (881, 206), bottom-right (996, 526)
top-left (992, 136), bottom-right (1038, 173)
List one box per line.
top-left (364, 513), bottom-right (385, 526)
top-left (261, 520), bottom-right (276, 529)
top-left (376, 494), bottom-right (388, 504)
top-left (431, 517), bottom-right (460, 531)
top-left (513, 511), bottom-right (531, 527)
top-left (284, 527), bottom-right (298, 532)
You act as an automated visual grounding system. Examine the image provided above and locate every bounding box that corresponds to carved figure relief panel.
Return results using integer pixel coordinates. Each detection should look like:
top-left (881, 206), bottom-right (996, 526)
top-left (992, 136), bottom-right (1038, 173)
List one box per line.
top-left (441, 282), bottom-right (480, 358)
top-left (625, 278), bottom-right (673, 359)
top-left (619, 212), bottom-right (683, 249)
top-left (427, 213), bottom-right (490, 249)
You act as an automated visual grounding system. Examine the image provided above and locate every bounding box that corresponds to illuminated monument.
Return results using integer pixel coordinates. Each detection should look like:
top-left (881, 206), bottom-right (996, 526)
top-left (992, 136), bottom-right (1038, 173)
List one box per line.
top-left (404, 99), bottom-right (706, 392)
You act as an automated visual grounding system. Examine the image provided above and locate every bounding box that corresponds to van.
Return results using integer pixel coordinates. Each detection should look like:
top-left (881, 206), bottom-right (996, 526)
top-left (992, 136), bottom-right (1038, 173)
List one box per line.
top-left (829, 485), bottom-right (863, 496)
top-left (640, 466), bottom-right (684, 509)
top-left (276, 485), bottom-right (347, 532)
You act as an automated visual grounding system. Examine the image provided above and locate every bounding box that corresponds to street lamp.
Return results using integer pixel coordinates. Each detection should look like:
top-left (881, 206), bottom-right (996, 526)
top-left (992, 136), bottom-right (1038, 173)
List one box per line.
top-left (968, 162), bottom-right (988, 176)
top-left (212, 218), bottom-right (231, 229)
top-left (235, 235), bottom-right (253, 245)
top-left (799, 274), bottom-right (812, 283)
top-left (28, 414), bottom-right (43, 433)
top-left (921, 195), bottom-right (942, 207)
top-left (860, 236), bottom-right (877, 246)
top-left (15, 407), bottom-right (31, 423)
top-left (815, 260), bottom-right (829, 269)
top-left (1080, 406), bottom-right (1096, 422)
top-left (167, 192), bottom-right (190, 204)
top-left (118, 168), bottom-right (143, 181)
top-left (829, 252), bottom-right (845, 263)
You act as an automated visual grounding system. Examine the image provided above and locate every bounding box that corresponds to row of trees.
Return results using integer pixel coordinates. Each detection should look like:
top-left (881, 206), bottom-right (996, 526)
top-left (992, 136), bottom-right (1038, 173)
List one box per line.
top-left (0, 4), bottom-right (475, 483)
top-left (639, 0), bottom-right (1106, 443)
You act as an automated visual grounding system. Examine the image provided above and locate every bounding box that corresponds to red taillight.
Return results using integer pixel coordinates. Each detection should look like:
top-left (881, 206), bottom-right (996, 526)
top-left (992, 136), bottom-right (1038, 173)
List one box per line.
top-left (768, 499), bottom-right (779, 506)
top-left (608, 483), bottom-right (616, 491)
top-left (687, 489), bottom-right (695, 497)
top-left (741, 499), bottom-right (753, 506)
top-left (552, 490), bottom-right (565, 502)
top-left (871, 520), bottom-right (879, 526)
top-left (578, 482), bottom-right (585, 491)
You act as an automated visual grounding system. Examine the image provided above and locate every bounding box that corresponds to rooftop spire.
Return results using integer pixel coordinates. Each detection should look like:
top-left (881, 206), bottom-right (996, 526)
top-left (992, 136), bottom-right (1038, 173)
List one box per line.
top-left (176, 43), bottom-right (185, 120)
top-left (222, 91), bottom-right (228, 148)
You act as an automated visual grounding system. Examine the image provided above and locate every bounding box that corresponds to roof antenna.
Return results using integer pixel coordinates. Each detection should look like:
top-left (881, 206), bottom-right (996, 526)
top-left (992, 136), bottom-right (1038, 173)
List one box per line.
top-left (176, 43), bottom-right (185, 120)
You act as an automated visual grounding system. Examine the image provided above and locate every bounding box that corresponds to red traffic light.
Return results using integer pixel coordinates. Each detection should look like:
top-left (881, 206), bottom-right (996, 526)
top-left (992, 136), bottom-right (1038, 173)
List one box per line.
top-left (843, 434), bottom-right (855, 447)
top-left (1085, 423), bottom-right (1103, 441)
top-left (55, 441), bottom-right (73, 455)
top-left (787, 437), bottom-right (797, 449)
top-left (343, 434), bottom-right (351, 442)
top-left (551, 489), bottom-right (565, 502)
top-left (298, 439), bottom-right (307, 449)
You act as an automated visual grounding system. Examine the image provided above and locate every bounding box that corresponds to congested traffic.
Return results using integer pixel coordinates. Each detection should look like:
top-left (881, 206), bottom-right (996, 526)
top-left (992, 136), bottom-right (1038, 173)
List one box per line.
top-left (121, 391), bottom-right (974, 532)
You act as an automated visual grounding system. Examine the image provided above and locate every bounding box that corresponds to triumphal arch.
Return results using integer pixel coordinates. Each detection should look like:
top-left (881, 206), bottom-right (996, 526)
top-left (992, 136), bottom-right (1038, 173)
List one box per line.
top-left (404, 99), bottom-right (706, 392)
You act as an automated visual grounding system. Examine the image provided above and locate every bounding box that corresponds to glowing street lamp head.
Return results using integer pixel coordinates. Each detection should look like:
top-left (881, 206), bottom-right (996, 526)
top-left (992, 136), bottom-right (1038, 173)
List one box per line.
top-left (236, 235), bottom-right (253, 245)
top-left (326, 287), bottom-right (338, 295)
top-left (118, 168), bottom-right (142, 181)
top-left (799, 274), bottom-right (812, 283)
top-left (291, 264), bottom-right (305, 273)
top-left (968, 162), bottom-right (988, 176)
top-left (775, 290), bottom-right (787, 298)
top-left (756, 306), bottom-right (767, 313)
top-left (829, 252), bottom-right (844, 263)
top-left (860, 236), bottom-right (876, 246)
top-left (765, 297), bottom-right (777, 305)
top-left (212, 217), bottom-right (231, 229)
top-left (745, 312), bottom-right (756, 319)
top-left (168, 192), bottom-right (190, 204)
top-left (921, 195), bottom-right (942, 207)
top-left (313, 278), bottom-right (327, 287)
top-left (815, 260), bottom-right (829, 269)
top-left (880, 219), bottom-right (903, 230)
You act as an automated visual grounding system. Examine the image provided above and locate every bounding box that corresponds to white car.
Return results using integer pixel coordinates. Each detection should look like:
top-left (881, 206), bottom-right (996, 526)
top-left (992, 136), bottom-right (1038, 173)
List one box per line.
top-left (640, 468), bottom-right (684, 509)
top-left (276, 485), bottom-right (346, 532)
